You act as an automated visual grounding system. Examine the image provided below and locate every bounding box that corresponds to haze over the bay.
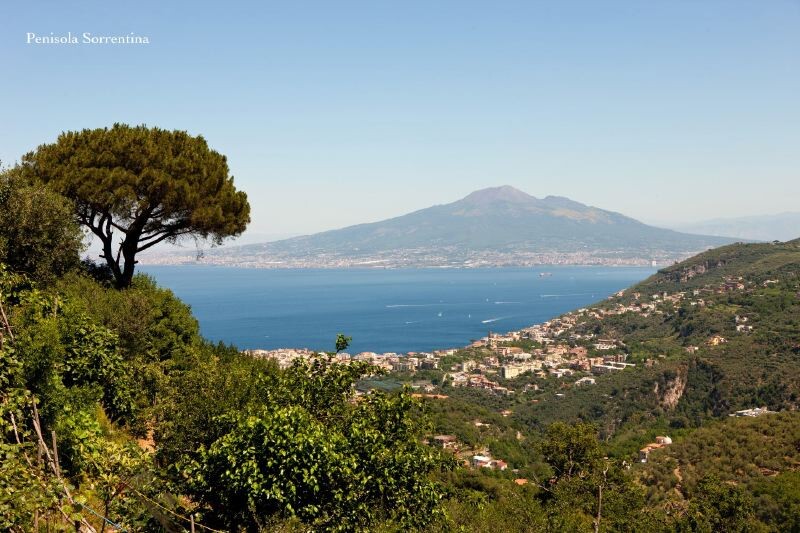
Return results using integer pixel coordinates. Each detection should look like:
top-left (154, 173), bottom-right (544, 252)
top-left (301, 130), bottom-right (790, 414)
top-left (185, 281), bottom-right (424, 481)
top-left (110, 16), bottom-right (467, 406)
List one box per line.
top-left (2, 1), bottom-right (799, 239)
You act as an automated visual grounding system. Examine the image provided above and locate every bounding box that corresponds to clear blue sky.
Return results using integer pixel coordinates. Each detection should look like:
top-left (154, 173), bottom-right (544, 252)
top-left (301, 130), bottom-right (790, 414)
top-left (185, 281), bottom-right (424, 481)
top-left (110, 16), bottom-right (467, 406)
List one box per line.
top-left (2, 1), bottom-right (798, 238)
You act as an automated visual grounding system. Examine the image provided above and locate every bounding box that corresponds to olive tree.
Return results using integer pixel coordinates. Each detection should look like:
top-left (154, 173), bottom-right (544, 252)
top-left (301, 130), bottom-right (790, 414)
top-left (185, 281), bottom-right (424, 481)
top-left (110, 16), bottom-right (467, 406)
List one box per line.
top-left (21, 124), bottom-right (250, 288)
top-left (0, 166), bottom-right (84, 282)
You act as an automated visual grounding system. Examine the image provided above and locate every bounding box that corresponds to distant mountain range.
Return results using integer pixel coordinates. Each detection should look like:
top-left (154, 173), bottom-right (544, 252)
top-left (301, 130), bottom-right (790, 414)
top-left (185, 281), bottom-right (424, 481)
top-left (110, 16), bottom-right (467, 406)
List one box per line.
top-left (673, 212), bottom-right (800, 243)
top-left (145, 186), bottom-right (736, 267)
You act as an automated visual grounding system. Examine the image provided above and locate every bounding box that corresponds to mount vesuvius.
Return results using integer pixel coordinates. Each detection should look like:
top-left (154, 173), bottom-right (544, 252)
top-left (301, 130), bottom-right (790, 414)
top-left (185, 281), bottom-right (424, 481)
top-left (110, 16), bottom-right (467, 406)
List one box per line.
top-left (149, 186), bottom-right (737, 267)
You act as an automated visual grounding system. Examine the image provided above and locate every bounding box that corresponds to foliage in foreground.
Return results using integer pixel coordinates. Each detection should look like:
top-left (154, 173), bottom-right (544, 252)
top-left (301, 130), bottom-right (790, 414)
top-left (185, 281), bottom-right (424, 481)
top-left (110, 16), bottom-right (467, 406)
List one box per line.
top-left (1, 263), bottom-right (452, 530)
top-left (0, 166), bottom-right (84, 283)
top-left (163, 354), bottom-right (451, 531)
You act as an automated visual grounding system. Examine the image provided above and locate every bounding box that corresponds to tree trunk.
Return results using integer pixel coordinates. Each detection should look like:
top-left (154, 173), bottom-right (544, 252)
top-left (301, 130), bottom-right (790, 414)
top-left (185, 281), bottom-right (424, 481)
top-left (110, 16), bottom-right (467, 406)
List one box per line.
top-left (113, 235), bottom-right (140, 289)
top-left (100, 234), bottom-right (123, 284)
top-left (116, 255), bottom-right (137, 289)
top-left (595, 482), bottom-right (602, 533)
top-left (595, 466), bottom-right (608, 533)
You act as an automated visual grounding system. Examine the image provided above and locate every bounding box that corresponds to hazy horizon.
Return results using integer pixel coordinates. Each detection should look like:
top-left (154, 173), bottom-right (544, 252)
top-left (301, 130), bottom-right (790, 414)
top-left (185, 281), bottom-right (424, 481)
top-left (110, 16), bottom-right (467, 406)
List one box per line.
top-left (81, 183), bottom-right (797, 258)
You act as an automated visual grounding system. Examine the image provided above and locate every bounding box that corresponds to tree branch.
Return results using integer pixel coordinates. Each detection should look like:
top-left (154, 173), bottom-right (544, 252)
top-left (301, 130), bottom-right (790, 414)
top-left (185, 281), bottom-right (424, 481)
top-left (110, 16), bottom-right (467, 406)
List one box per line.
top-left (109, 221), bottom-right (129, 234)
top-left (31, 400), bottom-right (97, 532)
top-left (138, 229), bottom-right (171, 244)
top-left (136, 228), bottom-right (193, 252)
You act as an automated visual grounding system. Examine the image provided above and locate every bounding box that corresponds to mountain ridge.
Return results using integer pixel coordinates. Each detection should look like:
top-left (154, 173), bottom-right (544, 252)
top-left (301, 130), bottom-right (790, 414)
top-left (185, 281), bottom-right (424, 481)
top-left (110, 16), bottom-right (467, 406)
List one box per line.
top-left (673, 211), bottom-right (800, 243)
top-left (151, 186), bottom-right (738, 267)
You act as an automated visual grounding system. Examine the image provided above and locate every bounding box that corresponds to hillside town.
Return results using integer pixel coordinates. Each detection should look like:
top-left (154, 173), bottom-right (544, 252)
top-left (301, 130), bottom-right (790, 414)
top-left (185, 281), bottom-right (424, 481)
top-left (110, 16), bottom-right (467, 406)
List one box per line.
top-left (245, 272), bottom-right (761, 405)
top-left (142, 246), bottom-right (687, 269)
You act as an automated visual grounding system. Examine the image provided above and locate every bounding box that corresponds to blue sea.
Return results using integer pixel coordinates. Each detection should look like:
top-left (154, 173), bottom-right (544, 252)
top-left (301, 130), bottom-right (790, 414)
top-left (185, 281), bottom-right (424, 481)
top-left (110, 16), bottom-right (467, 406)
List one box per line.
top-left (140, 266), bottom-right (655, 354)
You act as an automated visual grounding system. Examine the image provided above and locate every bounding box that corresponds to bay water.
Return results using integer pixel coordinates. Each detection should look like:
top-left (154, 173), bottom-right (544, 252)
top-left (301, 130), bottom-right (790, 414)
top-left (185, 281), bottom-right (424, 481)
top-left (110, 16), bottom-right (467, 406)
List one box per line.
top-left (141, 266), bottom-right (655, 354)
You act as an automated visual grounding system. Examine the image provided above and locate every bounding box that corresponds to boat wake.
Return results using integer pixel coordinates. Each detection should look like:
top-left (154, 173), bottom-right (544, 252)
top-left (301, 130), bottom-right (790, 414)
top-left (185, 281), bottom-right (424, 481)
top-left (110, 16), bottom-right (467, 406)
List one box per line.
top-left (540, 293), bottom-right (596, 298)
top-left (481, 316), bottom-right (512, 324)
top-left (386, 303), bottom-right (449, 308)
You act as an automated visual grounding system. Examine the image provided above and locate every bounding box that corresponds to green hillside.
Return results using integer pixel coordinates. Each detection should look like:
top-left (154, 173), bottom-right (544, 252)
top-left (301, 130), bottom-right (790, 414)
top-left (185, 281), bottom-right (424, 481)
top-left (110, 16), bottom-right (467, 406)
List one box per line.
top-left (408, 240), bottom-right (800, 531)
top-left (509, 240), bottom-right (800, 436)
top-left (637, 412), bottom-right (800, 531)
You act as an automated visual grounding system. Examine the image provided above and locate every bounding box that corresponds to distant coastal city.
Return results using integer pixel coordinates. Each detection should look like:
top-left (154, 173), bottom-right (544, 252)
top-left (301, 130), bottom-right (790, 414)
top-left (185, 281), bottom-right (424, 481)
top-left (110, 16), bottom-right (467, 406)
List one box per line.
top-left (142, 247), bottom-right (685, 269)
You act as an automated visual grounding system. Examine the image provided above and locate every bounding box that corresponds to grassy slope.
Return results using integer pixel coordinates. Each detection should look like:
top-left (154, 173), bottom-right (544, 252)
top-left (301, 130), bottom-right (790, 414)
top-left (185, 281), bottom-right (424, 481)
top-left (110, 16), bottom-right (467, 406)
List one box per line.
top-left (637, 411), bottom-right (800, 497)
top-left (635, 411), bottom-right (800, 528)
